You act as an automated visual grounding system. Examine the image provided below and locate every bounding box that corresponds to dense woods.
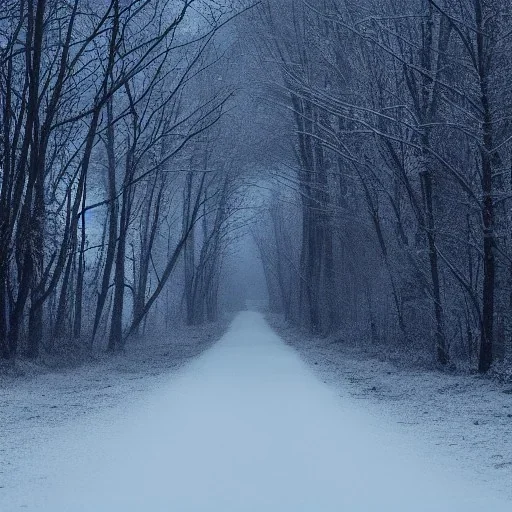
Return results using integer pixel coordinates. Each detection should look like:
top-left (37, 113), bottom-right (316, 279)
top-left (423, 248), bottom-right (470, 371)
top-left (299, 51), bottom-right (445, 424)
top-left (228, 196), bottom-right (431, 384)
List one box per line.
top-left (253, 0), bottom-right (512, 374)
top-left (0, 0), bottom-right (248, 359)
top-left (2, 0), bottom-right (512, 376)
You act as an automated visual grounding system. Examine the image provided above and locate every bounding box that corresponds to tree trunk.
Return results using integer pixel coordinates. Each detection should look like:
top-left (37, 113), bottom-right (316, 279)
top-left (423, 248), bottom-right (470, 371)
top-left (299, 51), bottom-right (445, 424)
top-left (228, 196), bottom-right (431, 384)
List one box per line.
top-left (421, 169), bottom-right (447, 365)
top-left (73, 190), bottom-right (86, 340)
top-left (476, 0), bottom-right (495, 373)
top-left (108, 187), bottom-right (129, 352)
top-left (92, 99), bottom-right (118, 343)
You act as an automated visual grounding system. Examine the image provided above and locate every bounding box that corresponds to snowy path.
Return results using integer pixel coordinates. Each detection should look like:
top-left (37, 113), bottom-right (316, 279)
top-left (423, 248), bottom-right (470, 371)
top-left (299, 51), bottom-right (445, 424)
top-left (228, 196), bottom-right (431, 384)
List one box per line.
top-left (1, 312), bottom-right (510, 511)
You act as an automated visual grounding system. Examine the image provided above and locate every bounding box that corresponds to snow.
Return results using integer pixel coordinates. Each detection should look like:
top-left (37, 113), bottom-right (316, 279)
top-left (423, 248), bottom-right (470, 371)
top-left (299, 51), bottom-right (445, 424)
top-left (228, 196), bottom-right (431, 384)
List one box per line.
top-left (0, 323), bottom-right (219, 500)
top-left (1, 311), bottom-right (511, 511)
top-left (273, 316), bottom-right (512, 503)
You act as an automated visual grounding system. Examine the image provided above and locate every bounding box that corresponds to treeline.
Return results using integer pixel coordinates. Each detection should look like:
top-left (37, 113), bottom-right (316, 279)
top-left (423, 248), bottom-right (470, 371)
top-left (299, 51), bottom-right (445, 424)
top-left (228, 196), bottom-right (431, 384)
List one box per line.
top-left (0, 0), bottom-right (246, 360)
top-left (253, 0), bottom-right (512, 373)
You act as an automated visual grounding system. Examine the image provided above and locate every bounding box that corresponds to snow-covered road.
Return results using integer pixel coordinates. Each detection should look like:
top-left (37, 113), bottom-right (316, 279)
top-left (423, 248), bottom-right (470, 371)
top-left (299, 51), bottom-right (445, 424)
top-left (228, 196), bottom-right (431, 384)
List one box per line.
top-left (1, 312), bottom-right (510, 511)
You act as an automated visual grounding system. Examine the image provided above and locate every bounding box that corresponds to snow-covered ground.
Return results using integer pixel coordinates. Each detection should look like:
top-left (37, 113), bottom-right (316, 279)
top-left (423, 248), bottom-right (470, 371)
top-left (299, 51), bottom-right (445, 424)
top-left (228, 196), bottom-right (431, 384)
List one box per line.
top-left (273, 316), bottom-right (512, 503)
top-left (1, 312), bottom-right (511, 510)
top-left (0, 323), bottom-right (220, 503)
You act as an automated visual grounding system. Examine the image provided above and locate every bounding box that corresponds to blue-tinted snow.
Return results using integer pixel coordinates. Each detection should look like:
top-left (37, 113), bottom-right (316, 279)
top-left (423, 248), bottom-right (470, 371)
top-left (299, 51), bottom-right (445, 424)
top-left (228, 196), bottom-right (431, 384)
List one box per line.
top-left (1, 312), bottom-right (510, 510)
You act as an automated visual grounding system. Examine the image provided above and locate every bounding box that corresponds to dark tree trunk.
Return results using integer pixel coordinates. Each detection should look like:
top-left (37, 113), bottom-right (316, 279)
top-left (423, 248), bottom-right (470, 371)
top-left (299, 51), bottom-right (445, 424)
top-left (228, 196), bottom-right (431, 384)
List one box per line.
top-left (74, 189), bottom-right (86, 340)
top-left (476, 0), bottom-right (495, 373)
top-left (92, 99), bottom-right (118, 343)
top-left (421, 169), bottom-right (447, 365)
top-left (0, 267), bottom-right (10, 359)
top-left (479, 114), bottom-right (495, 373)
top-left (108, 186), bottom-right (129, 352)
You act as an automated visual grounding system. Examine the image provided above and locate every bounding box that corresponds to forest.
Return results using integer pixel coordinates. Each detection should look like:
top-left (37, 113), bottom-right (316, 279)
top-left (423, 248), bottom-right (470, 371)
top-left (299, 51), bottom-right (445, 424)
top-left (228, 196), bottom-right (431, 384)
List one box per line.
top-left (1, 0), bottom-right (512, 378)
